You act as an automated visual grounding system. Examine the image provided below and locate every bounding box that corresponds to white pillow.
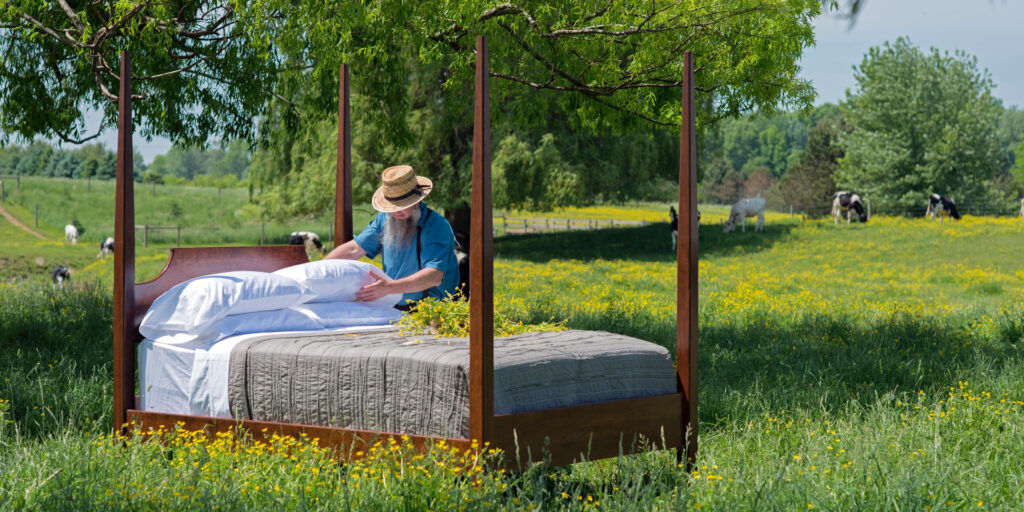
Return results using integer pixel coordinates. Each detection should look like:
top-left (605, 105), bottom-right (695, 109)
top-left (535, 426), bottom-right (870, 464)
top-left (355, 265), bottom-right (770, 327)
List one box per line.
top-left (272, 259), bottom-right (403, 306)
top-left (296, 302), bottom-right (404, 329)
top-left (140, 271), bottom-right (314, 340)
top-left (147, 307), bottom-right (326, 345)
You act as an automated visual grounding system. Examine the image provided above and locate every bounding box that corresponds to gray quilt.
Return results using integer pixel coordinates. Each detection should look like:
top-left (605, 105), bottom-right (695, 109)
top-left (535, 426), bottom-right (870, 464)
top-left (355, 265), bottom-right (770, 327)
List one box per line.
top-left (227, 328), bottom-right (676, 438)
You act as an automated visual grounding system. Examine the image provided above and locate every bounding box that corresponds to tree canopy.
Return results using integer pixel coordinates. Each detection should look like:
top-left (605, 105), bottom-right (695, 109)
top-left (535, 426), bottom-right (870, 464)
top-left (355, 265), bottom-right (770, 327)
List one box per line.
top-left (0, 1), bottom-right (276, 146)
top-left (2, 1), bottom-right (827, 222)
top-left (835, 37), bottom-right (1010, 214)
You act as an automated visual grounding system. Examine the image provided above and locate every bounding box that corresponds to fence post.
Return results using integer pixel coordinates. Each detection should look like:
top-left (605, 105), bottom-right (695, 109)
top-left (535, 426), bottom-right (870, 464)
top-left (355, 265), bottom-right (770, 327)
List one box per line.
top-left (34, 204), bottom-right (38, 227)
top-left (790, 205), bottom-right (794, 219)
top-left (177, 225), bottom-right (181, 247)
top-left (16, 175), bottom-right (19, 191)
top-left (260, 223), bottom-right (265, 246)
top-left (144, 225), bottom-right (149, 247)
top-left (523, 219), bottom-right (527, 232)
top-left (1, 181), bottom-right (4, 203)
top-left (545, 218), bottom-right (549, 231)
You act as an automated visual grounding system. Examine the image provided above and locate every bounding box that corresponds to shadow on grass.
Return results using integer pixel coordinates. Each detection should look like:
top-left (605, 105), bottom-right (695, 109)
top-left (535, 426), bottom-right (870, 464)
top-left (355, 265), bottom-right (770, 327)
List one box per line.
top-left (495, 222), bottom-right (796, 262)
top-left (698, 311), bottom-right (1022, 425)
top-left (524, 303), bottom-right (1022, 426)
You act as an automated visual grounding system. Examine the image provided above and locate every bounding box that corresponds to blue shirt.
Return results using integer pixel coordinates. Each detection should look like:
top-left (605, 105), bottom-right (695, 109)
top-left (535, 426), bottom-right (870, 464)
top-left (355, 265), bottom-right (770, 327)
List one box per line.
top-left (354, 202), bottom-right (460, 305)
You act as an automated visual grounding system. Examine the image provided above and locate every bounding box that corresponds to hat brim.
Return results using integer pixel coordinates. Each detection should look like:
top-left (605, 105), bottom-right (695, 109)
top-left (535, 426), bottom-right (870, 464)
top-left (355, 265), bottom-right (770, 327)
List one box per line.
top-left (371, 176), bottom-right (433, 213)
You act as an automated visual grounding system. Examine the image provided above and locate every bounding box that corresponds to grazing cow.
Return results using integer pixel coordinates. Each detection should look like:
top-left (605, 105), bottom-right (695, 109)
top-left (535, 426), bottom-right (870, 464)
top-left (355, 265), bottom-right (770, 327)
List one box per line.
top-left (50, 265), bottom-right (71, 290)
top-left (289, 231), bottom-right (326, 255)
top-left (669, 206), bottom-right (699, 251)
top-left (832, 191), bottom-right (869, 224)
top-left (925, 193), bottom-right (961, 222)
top-left (64, 224), bottom-right (79, 244)
top-left (97, 237), bottom-right (115, 258)
top-left (453, 231), bottom-right (470, 299)
top-left (723, 197), bottom-right (765, 233)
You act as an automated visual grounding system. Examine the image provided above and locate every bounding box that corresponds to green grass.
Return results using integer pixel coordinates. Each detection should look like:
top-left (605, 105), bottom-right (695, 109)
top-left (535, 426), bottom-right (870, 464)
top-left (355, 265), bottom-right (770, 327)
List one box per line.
top-left (3, 197), bottom-right (1024, 510)
top-left (2, 176), bottom-right (376, 246)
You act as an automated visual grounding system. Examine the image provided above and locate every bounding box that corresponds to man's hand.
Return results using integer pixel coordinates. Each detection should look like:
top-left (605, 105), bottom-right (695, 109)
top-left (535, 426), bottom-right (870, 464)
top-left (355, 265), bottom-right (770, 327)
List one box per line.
top-left (356, 272), bottom-right (393, 302)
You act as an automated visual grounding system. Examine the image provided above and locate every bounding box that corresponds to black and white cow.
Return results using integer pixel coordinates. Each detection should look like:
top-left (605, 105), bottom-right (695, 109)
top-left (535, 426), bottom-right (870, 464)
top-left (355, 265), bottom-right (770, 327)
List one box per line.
top-left (50, 265), bottom-right (71, 290)
top-left (832, 191), bottom-right (869, 224)
top-left (669, 206), bottom-right (699, 250)
top-left (289, 231), bottom-right (326, 255)
top-left (97, 237), bottom-right (114, 259)
top-left (669, 206), bottom-right (678, 250)
top-left (453, 231), bottom-right (470, 299)
top-left (926, 193), bottom-right (961, 222)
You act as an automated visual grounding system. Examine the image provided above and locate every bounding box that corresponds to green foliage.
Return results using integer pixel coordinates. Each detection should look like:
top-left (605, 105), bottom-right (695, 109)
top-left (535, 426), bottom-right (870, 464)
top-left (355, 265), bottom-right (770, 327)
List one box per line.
top-left (243, 0), bottom-right (823, 222)
top-left (0, 141), bottom-right (142, 181)
top-left (493, 133), bottom-right (583, 210)
top-left (1010, 140), bottom-right (1024, 190)
top-left (836, 38), bottom-right (1008, 214)
top-left (775, 119), bottom-right (846, 217)
top-left (0, 2), bottom-right (276, 146)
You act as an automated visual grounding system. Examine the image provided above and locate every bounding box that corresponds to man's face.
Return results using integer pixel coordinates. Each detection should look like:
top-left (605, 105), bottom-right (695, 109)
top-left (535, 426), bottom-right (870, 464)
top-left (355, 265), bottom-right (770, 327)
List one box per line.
top-left (389, 204), bottom-right (416, 220)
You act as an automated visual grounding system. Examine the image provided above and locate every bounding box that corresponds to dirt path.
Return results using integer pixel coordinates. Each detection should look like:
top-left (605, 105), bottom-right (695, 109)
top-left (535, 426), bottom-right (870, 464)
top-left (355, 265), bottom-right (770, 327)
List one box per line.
top-left (0, 204), bottom-right (46, 239)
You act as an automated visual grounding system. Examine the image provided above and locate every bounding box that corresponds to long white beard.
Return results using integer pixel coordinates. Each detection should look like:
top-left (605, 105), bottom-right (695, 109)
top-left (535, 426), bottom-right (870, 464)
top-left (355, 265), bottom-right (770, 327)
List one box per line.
top-left (382, 207), bottom-right (422, 250)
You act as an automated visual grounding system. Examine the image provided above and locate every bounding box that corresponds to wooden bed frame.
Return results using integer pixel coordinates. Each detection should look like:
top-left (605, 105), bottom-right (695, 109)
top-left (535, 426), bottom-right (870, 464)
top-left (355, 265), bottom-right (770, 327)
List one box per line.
top-left (113, 37), bottom-right (699, 467)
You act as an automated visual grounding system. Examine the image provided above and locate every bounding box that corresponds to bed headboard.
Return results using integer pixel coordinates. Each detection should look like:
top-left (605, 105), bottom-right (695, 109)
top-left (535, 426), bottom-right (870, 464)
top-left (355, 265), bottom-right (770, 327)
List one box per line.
top-left (131, 246), bottom-right (309, 340)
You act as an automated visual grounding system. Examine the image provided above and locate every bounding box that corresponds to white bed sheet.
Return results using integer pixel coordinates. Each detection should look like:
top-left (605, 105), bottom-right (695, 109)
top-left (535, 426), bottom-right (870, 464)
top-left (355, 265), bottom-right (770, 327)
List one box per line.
top-left (138, 325), bottom-right (398, 418)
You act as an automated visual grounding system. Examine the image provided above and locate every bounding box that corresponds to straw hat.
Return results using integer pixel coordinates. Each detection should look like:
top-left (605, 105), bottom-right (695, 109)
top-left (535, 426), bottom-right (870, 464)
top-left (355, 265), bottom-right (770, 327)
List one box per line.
top-left (371, 165), bottom-right (434, 213)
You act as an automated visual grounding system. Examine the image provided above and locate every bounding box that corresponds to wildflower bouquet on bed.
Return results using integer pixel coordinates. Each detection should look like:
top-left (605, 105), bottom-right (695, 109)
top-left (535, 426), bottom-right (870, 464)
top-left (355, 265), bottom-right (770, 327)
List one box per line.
top-left (397, 295), bottom-right (565, 337)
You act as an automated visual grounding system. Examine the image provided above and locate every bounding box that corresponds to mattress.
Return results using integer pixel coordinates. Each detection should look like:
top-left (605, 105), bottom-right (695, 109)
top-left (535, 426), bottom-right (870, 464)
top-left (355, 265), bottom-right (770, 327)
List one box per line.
top-left (139, 327), bottom-right (677, 438)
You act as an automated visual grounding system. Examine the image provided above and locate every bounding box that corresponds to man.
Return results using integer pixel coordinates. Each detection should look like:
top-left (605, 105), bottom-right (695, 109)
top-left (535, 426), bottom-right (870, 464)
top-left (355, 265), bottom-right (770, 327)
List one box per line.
top-left (326, 165), bottom-right (459, 309)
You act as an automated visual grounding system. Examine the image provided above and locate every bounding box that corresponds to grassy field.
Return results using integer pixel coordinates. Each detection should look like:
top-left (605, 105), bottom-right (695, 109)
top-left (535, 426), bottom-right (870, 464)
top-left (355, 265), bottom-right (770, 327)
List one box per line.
top-left (1, 176), bottom-right (375, 247)
top-left (2, 193), bottom-right (1024, 509)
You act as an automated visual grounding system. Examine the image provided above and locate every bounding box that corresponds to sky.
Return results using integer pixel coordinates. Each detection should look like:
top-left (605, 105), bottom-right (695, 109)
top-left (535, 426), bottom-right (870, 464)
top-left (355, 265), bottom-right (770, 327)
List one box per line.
top-left (801, 0), bottom-right (1024, 108)
top-left (80, 0), bottom-right (1024, 164)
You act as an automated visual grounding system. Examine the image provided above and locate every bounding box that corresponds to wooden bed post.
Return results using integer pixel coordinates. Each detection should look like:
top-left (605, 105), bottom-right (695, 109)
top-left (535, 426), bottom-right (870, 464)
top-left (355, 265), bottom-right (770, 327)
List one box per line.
top-left (335, 63), bottom-right (353, 244)
top-left (113, 50), bottom-right (137, 435)
top-left (677, 50), bottom-right (699, 463)
top-left (469, 35), bottom-right (495, 444)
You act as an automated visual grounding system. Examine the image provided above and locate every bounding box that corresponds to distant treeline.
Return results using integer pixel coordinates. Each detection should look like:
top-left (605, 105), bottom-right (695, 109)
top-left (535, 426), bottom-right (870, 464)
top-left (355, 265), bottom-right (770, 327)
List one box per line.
top-left (2, 101), bottom-right (1021, 211)
top-left (0, 139), bottom-right (250, 187)
top-left (702, 103), bottom-right (1024, 210)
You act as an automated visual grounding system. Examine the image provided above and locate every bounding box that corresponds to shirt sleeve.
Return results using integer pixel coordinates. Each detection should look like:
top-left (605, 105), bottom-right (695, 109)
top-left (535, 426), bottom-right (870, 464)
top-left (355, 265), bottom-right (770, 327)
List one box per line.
top-left (354, 213), bottom-right (385, 259)
top-left (418, 215), bottom-right (455, 274)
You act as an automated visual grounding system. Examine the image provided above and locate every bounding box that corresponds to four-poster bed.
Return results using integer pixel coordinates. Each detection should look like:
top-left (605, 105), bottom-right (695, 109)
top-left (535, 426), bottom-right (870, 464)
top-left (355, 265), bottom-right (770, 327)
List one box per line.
top-left (113, 37), bottom-right (699, 467)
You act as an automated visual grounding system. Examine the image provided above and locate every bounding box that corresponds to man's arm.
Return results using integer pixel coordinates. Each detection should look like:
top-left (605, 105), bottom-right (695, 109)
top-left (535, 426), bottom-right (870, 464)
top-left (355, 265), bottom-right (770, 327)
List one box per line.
top-left (325, 239), bottom-right (366, 260)
top-left (355, 268), bottom-right (443, 302)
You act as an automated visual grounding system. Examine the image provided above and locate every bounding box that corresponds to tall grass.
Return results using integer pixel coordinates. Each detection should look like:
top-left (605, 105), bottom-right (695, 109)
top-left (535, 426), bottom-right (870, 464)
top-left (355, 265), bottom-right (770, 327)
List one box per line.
top-left (2, 213), bottom-right (1024, 509)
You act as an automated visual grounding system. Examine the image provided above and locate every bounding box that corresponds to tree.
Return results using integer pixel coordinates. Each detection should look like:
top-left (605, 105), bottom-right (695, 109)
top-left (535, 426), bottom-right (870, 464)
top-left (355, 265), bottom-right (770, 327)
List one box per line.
top-left (835, 38), bottom-right (1005, 214)
top-left (0, 2), bottom-right (277, 146)
top-left (237, 0), bottom-right (826, 225)
top-left (775, 119), bottom-right (845, 218)
top-left (4, 1), bottom-right (827, 225)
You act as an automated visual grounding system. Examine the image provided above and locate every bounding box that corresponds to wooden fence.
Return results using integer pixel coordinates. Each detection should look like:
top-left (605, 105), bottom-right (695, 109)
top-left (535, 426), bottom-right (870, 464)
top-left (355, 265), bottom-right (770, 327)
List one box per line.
top-left (136, 224), bottom-right (180, 247)
top-left (499, 215), bottom-right (648, 234)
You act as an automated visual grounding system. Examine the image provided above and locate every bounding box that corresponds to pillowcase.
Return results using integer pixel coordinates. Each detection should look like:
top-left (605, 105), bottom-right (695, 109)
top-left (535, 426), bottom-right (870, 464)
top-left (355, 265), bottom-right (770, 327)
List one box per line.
top-left (295, 301), bottom-right (404, 329)
top-left (272, 259), bottom-right (403, 306)
top-left (193, 307), bottom-right (326, 344)
top-left (140, 271), bottom-right (314, 341)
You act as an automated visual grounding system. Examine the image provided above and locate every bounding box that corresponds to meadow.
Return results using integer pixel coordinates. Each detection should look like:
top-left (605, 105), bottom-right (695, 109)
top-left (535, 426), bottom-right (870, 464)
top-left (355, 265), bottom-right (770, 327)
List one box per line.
top-left (2, 187), bottom-right (1024, 509)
